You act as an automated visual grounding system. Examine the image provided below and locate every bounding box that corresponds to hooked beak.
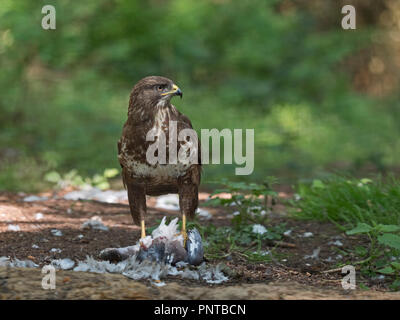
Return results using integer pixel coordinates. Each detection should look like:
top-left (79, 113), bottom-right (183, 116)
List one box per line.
top-left (161, 84), bottom-right (183, 99)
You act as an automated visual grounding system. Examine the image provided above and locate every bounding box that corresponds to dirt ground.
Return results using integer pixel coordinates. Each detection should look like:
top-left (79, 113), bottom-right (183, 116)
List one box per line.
top-left (2, 266), bottom-right (400, 299)
top-left (0, 189), bottom-right (399, 300)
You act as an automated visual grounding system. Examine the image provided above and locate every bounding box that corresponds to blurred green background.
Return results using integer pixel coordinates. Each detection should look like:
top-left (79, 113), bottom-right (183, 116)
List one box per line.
top-left (1, 0), bottom-right (400, 191)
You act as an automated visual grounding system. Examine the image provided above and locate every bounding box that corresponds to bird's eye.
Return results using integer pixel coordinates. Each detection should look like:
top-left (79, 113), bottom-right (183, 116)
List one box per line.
top-left (157, 85), bottom-right (164, 91)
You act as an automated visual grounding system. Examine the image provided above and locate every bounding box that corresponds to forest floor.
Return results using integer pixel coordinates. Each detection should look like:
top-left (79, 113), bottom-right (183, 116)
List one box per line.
top-left (0, 189), bottom-right (399, 300)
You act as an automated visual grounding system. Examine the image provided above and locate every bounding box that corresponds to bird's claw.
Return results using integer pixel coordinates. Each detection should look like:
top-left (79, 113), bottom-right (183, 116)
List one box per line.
top-left (139, 238), bottom-right (148, 249)
top-left (176, 231), bottom-right (188, 247)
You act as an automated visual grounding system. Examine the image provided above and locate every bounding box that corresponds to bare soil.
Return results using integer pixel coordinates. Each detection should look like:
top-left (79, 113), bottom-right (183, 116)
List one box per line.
top-left (0, 189), bottom-right (399, 300)
top-left (2, 267), bottom-right (400, 299)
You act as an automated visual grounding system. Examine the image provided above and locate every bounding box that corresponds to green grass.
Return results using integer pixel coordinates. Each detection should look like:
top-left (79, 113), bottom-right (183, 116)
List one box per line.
top-left (291, 175), bottom-right (400, 229)
top-left (198, 179), bottom-right (285, 263)
top-left (198, 223), bottom-right (287, 263)
top-left (291, 175), bottom-right (400, 290)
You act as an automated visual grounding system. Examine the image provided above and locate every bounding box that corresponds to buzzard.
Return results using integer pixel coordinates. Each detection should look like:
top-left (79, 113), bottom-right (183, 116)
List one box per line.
top-left (118, 76), bottom-right (201, 244)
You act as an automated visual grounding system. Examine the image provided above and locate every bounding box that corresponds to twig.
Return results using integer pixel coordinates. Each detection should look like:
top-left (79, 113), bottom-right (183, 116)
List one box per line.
top-left (322, 264), bottom-right (363, 274)
top-left (272, 241), bottom-right (296, 248)
top-left (321, 267), bottom-right (344, 274)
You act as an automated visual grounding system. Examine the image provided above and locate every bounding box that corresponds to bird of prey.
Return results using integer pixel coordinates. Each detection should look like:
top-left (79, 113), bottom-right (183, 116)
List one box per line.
top-left (118, 76), bottom-right (201, 244)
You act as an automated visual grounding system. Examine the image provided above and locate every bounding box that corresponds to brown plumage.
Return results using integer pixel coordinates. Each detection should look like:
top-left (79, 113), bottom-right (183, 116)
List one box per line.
top-left (118, 76), bottom-right (201, 241)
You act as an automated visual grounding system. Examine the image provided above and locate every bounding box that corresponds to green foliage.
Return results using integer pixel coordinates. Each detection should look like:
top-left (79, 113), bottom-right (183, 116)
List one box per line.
top-left (0, 1), bottom-right (399, 191)
top-left (147, 214), bottom-right (285, 263)
top-left (149, 179), bottom-right (285, 263)
top-left (201, 178), bottom-right (285, 262)
top-left (346, 222), bottom-right (400, 251)
top-left (200, 223), bottom-right (286, 263)
top-left (291, 175), bottom-right (400, 228)
top-left (0, 156), bottom-right (52, 192)
top-left (292, 176), bottom-right (400, 290)
top-left (345, 222), bottom-right (400, 290)
top-left (377, 234), bottom-right (400, 251)
top-left (44, 168), bottom-right (119, 190)
top-left (206, 178), bottom-right (278, 227)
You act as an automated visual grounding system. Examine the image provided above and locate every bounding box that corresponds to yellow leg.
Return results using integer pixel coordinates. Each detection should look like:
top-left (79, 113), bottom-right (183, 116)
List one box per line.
top-left (141, 220), bottom-right (146, 239)
top-left (181, 214), bottom-right (188, 246)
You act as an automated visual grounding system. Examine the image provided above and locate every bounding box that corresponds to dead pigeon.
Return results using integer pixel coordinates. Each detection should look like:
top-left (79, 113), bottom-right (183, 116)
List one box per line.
top-left (99, 218), bottom-right (204, 266)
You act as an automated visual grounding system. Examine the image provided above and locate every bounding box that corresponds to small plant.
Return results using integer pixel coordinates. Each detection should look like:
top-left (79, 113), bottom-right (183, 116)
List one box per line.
top-left (44, 168), bottom-right (119, 190)
top-left (206, 177), bottom-right (278, 228)
top-left (200, 223), bottom-right (286, 262)
top-left (201, 178), bottom-right (286, 262)
top-left (291, 175), bottom-right (400, 291)
top-left (345, 222), bottom-right (400, 290)
top-left (346, 222), bottom-right (400, 258)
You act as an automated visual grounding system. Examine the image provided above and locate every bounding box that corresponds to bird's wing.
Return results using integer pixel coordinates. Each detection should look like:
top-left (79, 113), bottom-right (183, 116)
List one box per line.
top-left (177, 112), bottom-right (202, 167)
top-left (117, 138), bottom-right (127, 189)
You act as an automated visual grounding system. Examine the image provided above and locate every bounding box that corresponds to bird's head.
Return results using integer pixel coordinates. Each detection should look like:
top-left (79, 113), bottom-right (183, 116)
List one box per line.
top-left (130, 76), bottom-right (182, 109)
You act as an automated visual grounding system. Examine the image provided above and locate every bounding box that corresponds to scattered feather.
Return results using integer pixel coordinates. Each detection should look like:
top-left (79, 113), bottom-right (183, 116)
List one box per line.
top-left (254, 250), bottom-right (270, 256)
top-left (252, 224), bottom-right (267, 235)
top-left (81, 216), bottom-right (109, 231)
top-left (51, 229), bottom-right (63, 237)
top-left (152, 281), bottom-right (166, 287)
top-left (63, 187), bottom-right (128, 203)
top-left (304, 247), bottom-right (320, 260)
top-left (302, 232), bottom-right (314, 238)
top-left (151, 217), bottom-right (182, 242)
top-left (0, 256), bottom-right (38, 268)
top-left (35, 213), bottom-right (44, 220)
top-left (328, 240), bottom-right (343, 247)
top-left (7, 224), bottom-right (20, 232)
top-left (294, 194), bottom-right (301, 201)
top-left (23, 195), bottom-right (48, 202)
top-left (283, 229), bottom-right (292, 236)
top-left (51, 258), bottom-right (75, 270)
top-left (197, 208), bottom-right (212, 220)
